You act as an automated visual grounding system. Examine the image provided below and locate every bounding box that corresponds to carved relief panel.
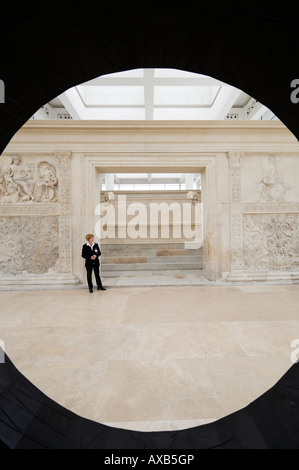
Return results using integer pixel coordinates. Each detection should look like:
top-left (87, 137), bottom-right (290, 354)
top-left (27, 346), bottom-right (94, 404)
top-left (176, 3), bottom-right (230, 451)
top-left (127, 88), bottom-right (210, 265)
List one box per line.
top-left (241, 154), bottom-right (299, 204)
top-left (0, 156), bottom-right (58, 203)
top-left (0, 152), bottom-right (72, 277)
top-left (243, 214), bottom-right (299, 272)
top-left (256, 156), bottom-right (291, 203)
top-left (0, 216), bottom-right (59, 275)
top-left (230, 151), bottom-right (299, 276)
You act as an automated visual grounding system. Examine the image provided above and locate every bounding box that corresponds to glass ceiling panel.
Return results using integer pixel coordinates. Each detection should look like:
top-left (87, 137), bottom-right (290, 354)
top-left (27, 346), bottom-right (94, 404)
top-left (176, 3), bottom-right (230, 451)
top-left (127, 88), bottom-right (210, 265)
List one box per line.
top-left (106, 69), bottom-right (144, 77)
top-left (35, 68), bottom-right (274, 121)
top-left (154, 68), bottom-right (206, 78)
top-left (113, 173), bottom-right (186, 179)
top-left (89, 69), bottom-right (144, 80)
top-left (84, 86), bottom-right (144, 105)
top-left (85, 108), bottom-right (145, 119)
top-left (115, 173), bottom-right (149, 178)
top-left (151, 173), bottom-right (184, 178)
top-left (154, 86), bottom-right (220, 106)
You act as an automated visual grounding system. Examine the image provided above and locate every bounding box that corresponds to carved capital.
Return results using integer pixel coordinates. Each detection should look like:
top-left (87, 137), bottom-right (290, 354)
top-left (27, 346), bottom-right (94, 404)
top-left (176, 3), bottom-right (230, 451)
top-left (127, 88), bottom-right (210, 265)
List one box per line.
top-left (56, 151), bottom-right (71, 168)
top-left (229, 151), bottom-right (244, 168)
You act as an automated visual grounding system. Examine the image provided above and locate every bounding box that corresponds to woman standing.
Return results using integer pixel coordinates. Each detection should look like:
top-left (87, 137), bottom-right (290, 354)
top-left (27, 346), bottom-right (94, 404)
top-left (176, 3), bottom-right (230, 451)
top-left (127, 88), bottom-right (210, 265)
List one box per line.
top-left (81, 234), bottom-right (106, 293)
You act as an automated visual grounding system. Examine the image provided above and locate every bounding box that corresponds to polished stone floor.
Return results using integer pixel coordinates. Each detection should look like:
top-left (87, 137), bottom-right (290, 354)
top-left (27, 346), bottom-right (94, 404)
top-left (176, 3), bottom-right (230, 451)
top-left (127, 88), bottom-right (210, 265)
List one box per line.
top-left (102, 269), bottom-right (214, 287)
top-left (1, 283), bottom-right (299, 432)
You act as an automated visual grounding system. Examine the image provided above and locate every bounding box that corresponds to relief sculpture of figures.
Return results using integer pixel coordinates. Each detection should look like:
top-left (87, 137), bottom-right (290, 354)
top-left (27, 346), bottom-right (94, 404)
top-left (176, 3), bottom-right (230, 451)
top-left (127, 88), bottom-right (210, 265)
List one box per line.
top-left (6, 156), bottom-right (35, 202)
top-left (0, 156), bottom-right (58, 203)
top-left (257, 156), bottom-right (291, 202)
top-left (35, 162), bottom-right (58, 202)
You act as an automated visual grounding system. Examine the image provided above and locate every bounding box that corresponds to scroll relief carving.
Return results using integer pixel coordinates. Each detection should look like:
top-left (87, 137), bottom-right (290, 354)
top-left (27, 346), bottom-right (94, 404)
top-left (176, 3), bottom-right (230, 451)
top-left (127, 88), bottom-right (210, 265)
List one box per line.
top-left (229, 152), bottom-right (244, 270)
top-left (242, 214), bottom-right (299, 272)
top-left (0, 216), bottom-right (59, 275)
top-left (0, 156), bottom-right (58, 203)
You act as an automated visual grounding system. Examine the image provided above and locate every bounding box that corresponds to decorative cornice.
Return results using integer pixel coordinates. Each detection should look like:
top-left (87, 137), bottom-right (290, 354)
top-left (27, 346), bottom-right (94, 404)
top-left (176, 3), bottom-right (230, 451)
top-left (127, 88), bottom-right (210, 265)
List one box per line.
top-left (20, 119), bottom-right (291, 132)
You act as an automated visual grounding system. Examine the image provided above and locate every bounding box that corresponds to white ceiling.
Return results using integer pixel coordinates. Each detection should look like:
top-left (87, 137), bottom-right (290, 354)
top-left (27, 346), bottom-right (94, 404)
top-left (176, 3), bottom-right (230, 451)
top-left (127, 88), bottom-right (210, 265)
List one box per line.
top-left (103, 172), bottom-right (201, 189)
top-left (32, 68), bottom-right (277, 121)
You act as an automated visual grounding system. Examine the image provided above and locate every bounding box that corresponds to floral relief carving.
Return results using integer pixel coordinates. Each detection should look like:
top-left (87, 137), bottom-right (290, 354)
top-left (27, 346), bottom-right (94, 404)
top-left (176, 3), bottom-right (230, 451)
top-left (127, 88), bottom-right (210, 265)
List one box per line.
top-left (0, 156), bottom-right (58, 203)
top-left (242, 214), bottom-right (299, 271)
top-left (229, 151), bottom-right (244, 270)
top-left (0, 216), bottom-right (59, 275)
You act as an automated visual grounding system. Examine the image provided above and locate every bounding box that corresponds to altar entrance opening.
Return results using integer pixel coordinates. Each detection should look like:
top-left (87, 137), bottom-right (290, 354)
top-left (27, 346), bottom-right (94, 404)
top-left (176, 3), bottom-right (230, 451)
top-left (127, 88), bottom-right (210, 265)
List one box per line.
top-left (96, 171), bottom-right (204, 280)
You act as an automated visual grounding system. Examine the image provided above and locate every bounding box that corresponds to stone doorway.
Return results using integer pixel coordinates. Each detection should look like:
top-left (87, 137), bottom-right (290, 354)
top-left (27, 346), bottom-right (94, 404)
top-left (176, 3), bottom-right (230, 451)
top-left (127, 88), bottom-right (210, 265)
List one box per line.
top-left (83, 155), bottom-right (221, 285)
top-left (97, 182), bottom-right (203, 282)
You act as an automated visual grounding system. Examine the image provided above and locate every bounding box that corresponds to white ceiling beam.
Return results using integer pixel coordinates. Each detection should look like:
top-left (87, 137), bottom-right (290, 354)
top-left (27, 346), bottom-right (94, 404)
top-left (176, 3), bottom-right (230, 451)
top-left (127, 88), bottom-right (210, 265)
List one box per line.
top-left (228, 107), bottom-right (247, 119)
top-left (144, 69), bottom-right (155, 120)
top-left (84, 77), bottom-right (144, 86)
top-left (260, 108), bottom-right (277, 120)
top-left (211, 87), bottom-right (244, 120)
top-left (44, 69), bottom-right (266, 122)
top-left (32, 108), bottom-right (49, 119)
top-left (32, 105), bottom-right (59, 119)
top-left (83, 76), bottom-right (226, 87)
top-left (113, 178), bottom-right (182, 184)
top-left (154, 77), bottom-right (226, 86)
top-left (58, 88), bottom-right (86, 120)
top-left (247, 102), bottom-right (268, 120)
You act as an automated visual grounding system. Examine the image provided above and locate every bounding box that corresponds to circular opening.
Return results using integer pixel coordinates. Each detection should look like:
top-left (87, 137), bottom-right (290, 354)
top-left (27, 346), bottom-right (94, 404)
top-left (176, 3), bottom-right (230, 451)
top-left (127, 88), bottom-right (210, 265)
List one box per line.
top-left (1, 68), bottom-right (298, 435)
top-left (1, 9), bottom-right (298, 446)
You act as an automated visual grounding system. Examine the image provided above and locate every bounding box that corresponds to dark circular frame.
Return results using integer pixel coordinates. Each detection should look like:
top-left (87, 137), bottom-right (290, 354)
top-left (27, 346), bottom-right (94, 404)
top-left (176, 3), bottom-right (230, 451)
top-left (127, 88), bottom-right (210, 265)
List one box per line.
top-left (0, 2), bottom-right (299, 449)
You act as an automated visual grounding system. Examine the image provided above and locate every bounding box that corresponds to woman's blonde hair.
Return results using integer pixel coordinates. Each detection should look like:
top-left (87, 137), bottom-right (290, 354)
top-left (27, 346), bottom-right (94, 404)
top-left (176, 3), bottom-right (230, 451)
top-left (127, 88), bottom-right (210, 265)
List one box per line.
top-left (85, 234), bottom-right (94, 242)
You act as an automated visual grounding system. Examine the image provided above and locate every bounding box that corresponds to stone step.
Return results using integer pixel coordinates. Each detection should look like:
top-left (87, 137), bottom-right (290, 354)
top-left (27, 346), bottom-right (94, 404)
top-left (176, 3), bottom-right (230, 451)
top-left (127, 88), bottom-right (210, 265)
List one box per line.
top-left (102, 248), bottom-right (202, 257)
top-left (101, 261), bottom-right (203, 271)
top-left (100, 242), bottom-right (197, 250)
top-left (101, 254), bottom-right (202, 265)
top-left (100, 242), bottom-right (203, 271)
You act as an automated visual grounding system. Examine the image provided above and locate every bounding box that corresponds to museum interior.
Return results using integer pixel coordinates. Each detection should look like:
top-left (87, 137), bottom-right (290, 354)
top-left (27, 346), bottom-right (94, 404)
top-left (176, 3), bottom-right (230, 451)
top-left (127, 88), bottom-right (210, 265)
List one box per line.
top-left (1, 67), bottom-right (299, 447)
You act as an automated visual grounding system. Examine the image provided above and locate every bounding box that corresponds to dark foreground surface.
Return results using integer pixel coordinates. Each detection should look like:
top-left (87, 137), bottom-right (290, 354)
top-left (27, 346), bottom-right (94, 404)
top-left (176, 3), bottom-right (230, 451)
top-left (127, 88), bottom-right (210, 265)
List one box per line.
top-left (0, 348), bottom-right (299, 449)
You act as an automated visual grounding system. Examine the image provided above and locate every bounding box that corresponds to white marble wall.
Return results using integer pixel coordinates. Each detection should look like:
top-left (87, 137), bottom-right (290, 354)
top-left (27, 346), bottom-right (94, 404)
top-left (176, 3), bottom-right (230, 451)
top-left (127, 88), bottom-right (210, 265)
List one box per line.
top-left (0, 152), bottom-right (77, 288)
top-left (228, 152), bottom-right (299, 282)
top-left (1, 120), bottom-right (299, 287)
